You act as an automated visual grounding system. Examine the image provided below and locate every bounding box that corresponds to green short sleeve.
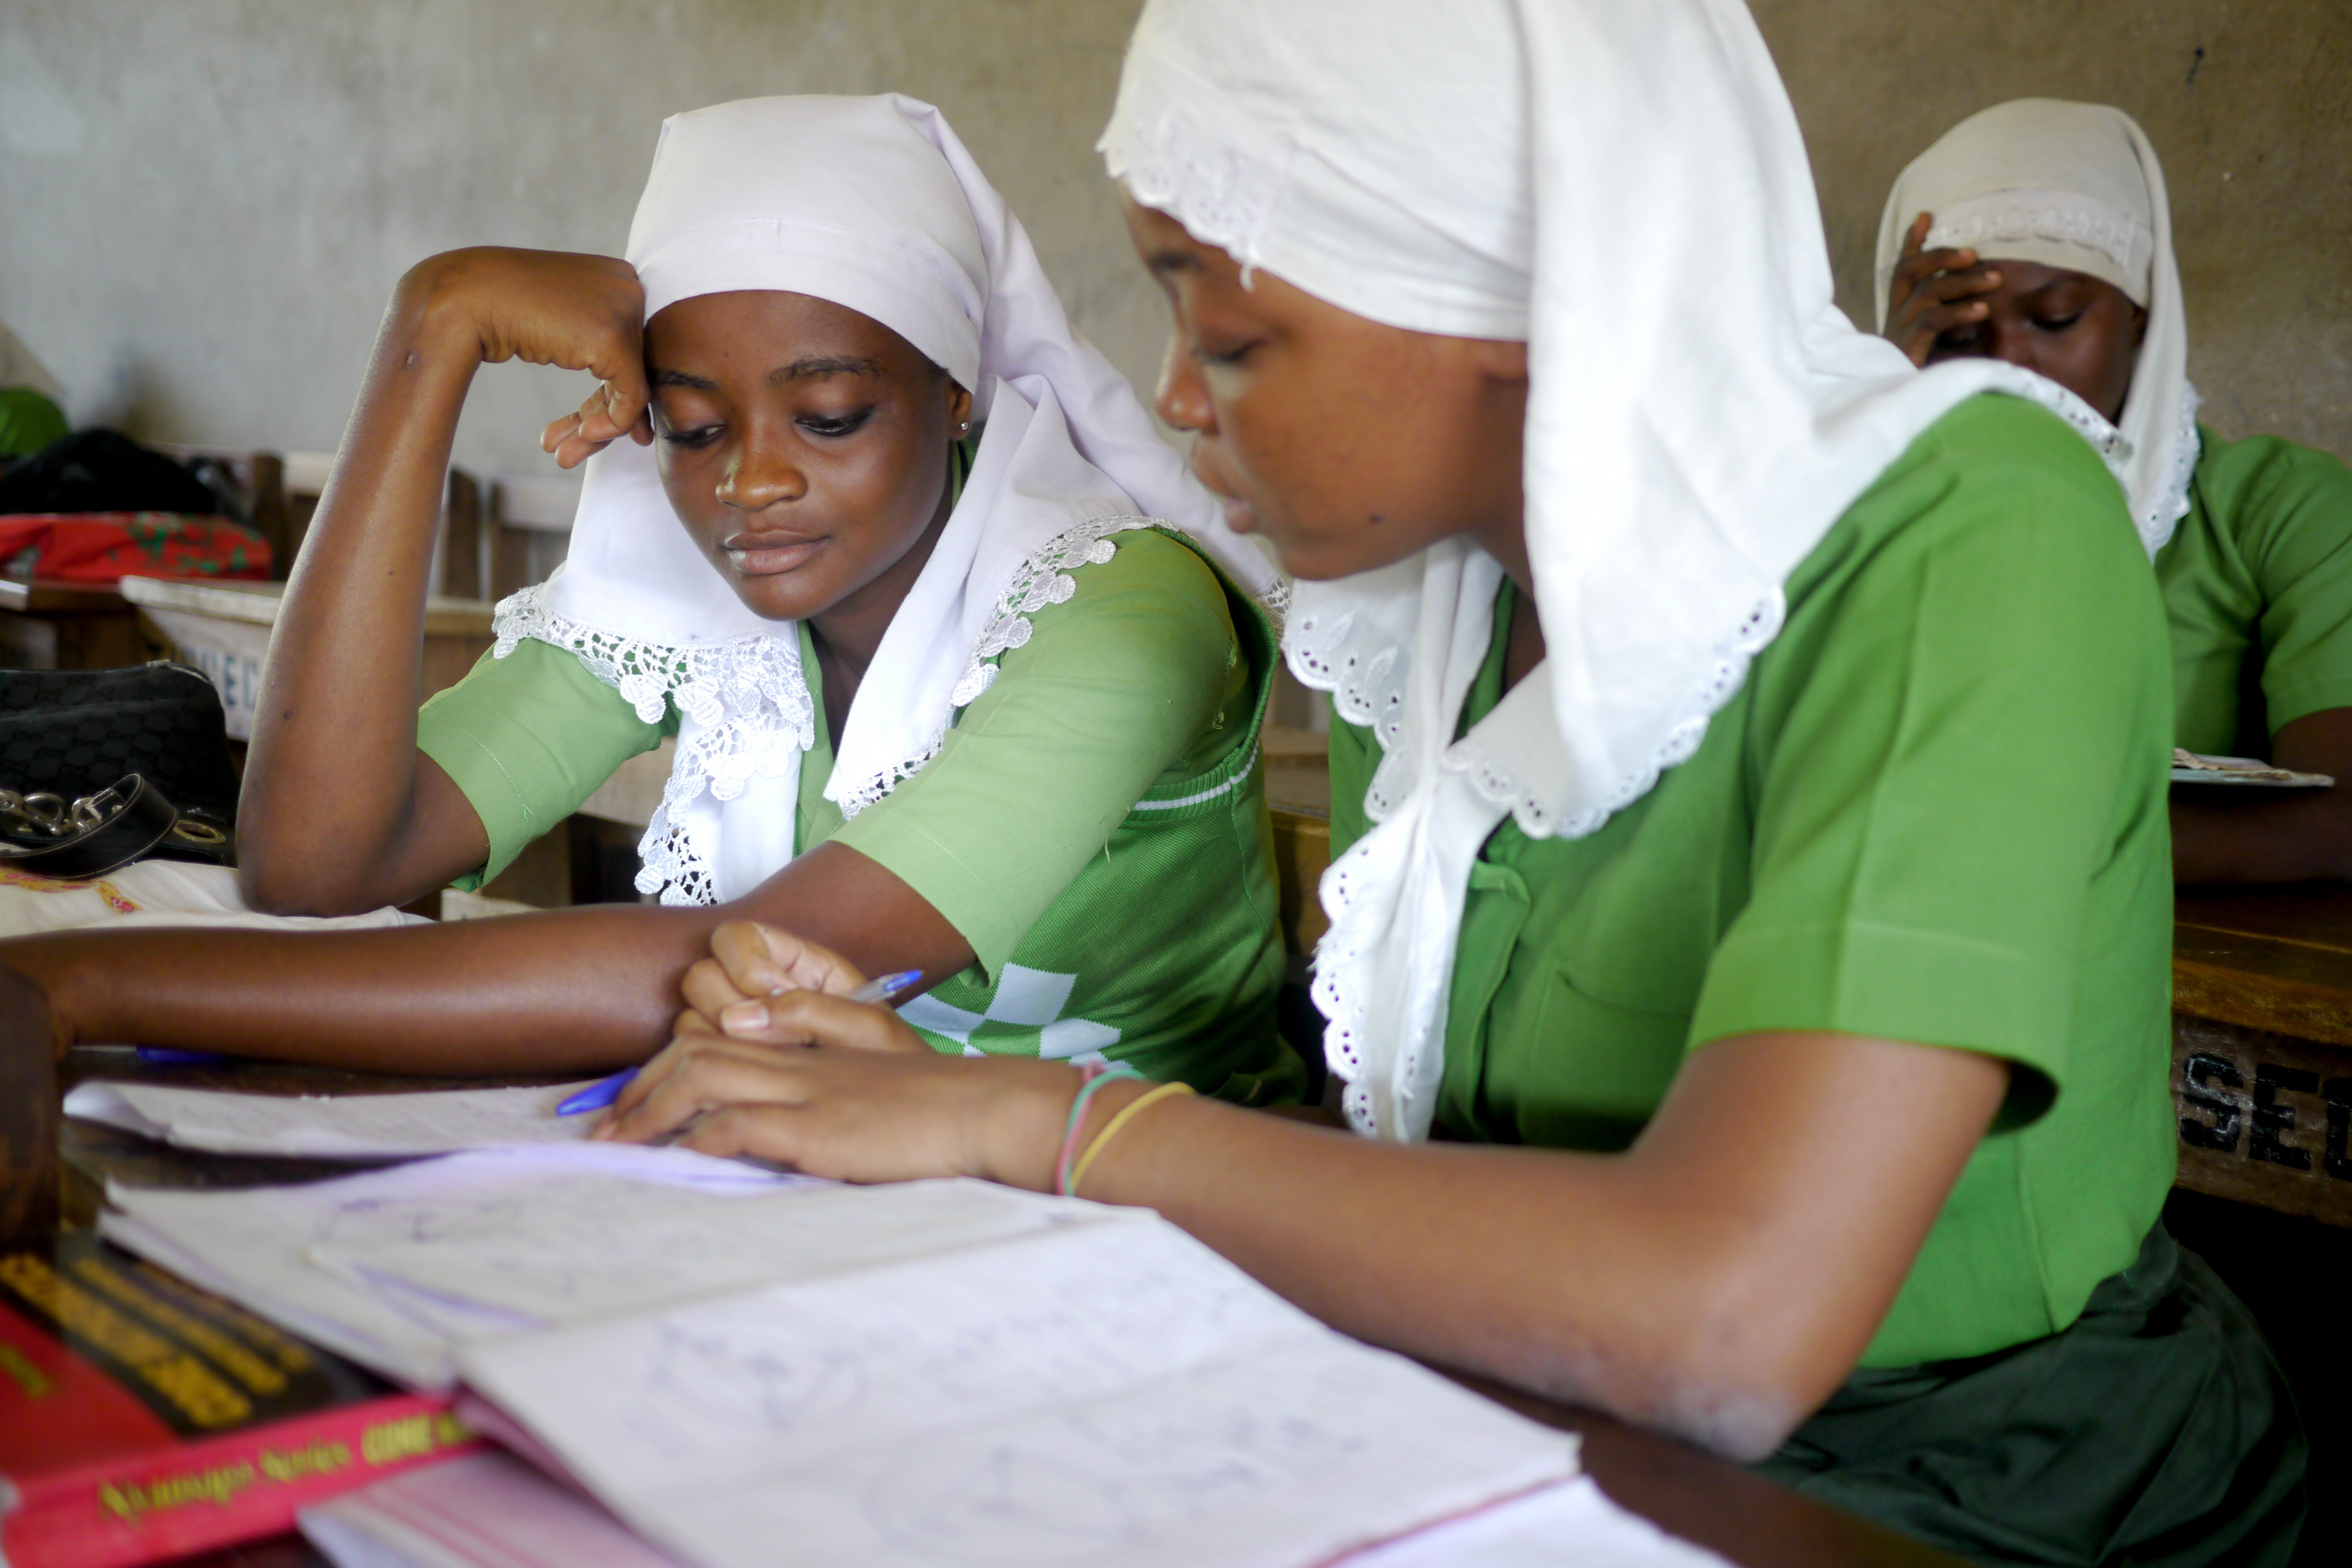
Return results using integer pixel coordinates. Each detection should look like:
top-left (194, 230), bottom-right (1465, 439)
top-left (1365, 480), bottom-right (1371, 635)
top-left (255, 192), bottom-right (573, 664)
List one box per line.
top-left (417, 639), bottom-right (671, 888)
top-left (831, 529), bottom-right (1247, 974)
top-left (1690, 397), bottom-right (2173, 1112)
top-left (2159, 433), bottom-right (2352, 750)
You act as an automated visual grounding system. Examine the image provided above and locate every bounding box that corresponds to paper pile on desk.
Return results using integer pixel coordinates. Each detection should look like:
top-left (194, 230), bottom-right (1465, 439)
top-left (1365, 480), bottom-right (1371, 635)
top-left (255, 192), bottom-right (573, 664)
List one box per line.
top-left (102, 1146), bottom-right (1581, 1568)
top-left (301, 1452), bottom-right (1734, 1568)
top-left (64, 1078), bottom-right (600, 1156)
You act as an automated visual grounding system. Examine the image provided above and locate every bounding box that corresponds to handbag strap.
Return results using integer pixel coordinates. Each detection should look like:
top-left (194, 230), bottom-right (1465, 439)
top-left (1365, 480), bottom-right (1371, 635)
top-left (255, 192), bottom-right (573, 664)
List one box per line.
top-left (0, 774), bottom-right (180, 879)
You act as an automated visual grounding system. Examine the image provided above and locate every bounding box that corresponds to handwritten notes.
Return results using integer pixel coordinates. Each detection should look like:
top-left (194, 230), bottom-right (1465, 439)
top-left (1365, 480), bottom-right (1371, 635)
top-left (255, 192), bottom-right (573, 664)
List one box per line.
top-left (461, 1220), bottom-right (1577, 1568)
top-left (106, 1147), bottom-right (1582, 1566)
top-left (102, 1147), bottom-right (1080, 1388)
top-left (65, 1079), bottom-right (600, 1157)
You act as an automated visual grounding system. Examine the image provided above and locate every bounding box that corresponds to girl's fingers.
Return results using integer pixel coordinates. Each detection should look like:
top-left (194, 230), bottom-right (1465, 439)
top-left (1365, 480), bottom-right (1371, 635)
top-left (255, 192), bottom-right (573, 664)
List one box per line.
top-left (710, 921), bottom-right (868, 1001)
top-left (680, 954), bottom-right (756, 1023)
top-left (718, 987), bottom-right (929, 1054)
top-left (595, 1033), bottom-right (813, 1143)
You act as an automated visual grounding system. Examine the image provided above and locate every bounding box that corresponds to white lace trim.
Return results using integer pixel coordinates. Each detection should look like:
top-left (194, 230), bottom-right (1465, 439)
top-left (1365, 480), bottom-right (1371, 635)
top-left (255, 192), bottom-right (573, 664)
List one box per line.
top-left (493, 586), bottom-right (814, 907)
top-left (1101, 93), bottom-right (1292, 282)
top-left (492, 515), bottom-right (1162, 905)
top-left (2144, 382), bottom-right (2202, 557)
top-left (829, 514), bottom-right (1160, 817)
top-left (1918, 198), bottom-right (2153, 285)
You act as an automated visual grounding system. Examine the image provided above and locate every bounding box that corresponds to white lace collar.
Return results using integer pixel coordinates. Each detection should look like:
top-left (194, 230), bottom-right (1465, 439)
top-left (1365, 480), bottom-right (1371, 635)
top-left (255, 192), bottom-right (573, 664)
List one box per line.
top-left (497, 514), bottom-right (1158, 905)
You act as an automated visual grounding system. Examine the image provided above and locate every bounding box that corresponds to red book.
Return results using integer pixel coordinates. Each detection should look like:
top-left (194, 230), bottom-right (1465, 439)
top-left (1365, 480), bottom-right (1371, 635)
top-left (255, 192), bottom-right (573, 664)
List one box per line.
top-left (0, 1232), bottom-right (480, 1568)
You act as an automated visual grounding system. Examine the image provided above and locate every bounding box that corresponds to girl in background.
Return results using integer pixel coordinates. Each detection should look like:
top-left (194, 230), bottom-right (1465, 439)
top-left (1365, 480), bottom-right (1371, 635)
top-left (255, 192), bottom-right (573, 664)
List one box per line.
top-left (1881, 99), bottom-right (2352, 883)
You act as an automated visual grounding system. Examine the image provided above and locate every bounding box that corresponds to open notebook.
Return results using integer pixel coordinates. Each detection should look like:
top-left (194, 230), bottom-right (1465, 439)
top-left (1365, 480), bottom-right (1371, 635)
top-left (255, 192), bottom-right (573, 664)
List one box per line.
top-left (103, 1146), bottom-right (1579, 1568)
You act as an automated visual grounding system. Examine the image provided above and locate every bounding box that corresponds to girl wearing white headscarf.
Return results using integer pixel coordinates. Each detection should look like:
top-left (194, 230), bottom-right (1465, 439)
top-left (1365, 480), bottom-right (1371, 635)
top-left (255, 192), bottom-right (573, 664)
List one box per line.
top-left (1, 95), bottom-right (1302, 1106)
top-left (599, 9), bottom-right (2302, 1561)
top-left (1880, 99), bottom-right (2352, 886)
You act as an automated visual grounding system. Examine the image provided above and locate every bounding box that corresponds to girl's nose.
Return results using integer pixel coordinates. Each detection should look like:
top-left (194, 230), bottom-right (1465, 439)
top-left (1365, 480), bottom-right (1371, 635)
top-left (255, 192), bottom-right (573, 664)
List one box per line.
top-left (1156, 335), bottom-right (1217, 435)
top-left (718, 428), bottom-right (807, 510)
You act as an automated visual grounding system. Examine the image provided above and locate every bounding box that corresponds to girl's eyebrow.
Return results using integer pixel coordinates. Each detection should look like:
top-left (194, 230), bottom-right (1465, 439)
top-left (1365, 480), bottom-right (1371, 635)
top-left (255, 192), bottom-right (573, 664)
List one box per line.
top-left (773, 355), bottom-right (884, 383)
top-left (649, 356), bottom-right (882, 391)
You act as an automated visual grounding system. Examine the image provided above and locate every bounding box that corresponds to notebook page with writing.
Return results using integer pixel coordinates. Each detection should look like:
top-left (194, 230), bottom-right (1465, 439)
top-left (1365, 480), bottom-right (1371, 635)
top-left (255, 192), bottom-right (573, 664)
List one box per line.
top-left (460, 1218), bottom-right (1579, 1568)
top-left (100, 1148), bottom-right (1084, 1388)
top-left (65, 1079), bottom-right (600, 1157)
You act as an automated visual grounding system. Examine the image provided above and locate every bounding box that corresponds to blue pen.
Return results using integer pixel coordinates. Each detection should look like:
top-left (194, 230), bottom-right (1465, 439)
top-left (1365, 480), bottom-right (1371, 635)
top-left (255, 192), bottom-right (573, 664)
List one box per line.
top-left (136, 1047), bottom-right (231, 1066)
top-left (556, 969), bottom-right (924, 1117)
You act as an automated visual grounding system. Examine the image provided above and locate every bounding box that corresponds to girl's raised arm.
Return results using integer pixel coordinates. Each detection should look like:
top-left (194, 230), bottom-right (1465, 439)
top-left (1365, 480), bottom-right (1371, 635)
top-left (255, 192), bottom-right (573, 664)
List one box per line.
top-left (236, 247), bottom-right (650, 916)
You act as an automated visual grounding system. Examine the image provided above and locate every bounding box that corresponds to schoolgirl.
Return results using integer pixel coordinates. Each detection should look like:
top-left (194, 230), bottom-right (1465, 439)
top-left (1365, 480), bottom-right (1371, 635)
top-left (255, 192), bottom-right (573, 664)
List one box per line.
top-left (4, 95), bottom-right (1298, 1101)
top-left (601, 9), bottom-right (2304, 1563)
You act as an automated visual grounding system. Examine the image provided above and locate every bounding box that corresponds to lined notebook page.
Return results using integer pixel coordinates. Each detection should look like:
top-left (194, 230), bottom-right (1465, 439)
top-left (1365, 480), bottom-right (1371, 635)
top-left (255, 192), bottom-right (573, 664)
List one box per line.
top-left (461, 1219), bottom-right (1578, 1568)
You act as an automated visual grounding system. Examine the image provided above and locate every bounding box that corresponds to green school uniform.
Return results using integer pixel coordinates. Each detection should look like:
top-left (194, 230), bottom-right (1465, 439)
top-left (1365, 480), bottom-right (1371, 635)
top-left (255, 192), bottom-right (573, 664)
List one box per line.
top-left (1329, 396), bottom-right (2301, 1564)
top-left (2157, 428), bottom-right (2352, 757)
top-left (420, 526), bottom-right (1301, 1105)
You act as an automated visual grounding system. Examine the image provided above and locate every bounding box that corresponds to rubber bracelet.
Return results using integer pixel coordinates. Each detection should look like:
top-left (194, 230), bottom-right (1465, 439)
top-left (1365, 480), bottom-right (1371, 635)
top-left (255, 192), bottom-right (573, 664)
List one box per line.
top-left (1067, 1080), bottom-right (1197, 1199)
top-left (1054, 1063), bottom-right (1141, 1196)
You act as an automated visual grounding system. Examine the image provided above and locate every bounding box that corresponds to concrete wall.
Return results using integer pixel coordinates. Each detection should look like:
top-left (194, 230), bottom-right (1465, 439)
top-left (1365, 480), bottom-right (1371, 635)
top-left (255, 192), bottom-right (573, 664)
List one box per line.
top-left (3, 0), bottom-right (2347, 478)
top-left (1752, 0), bottom-right (2352, 458)
top-left (0, 0), bottom-right (1161, 482)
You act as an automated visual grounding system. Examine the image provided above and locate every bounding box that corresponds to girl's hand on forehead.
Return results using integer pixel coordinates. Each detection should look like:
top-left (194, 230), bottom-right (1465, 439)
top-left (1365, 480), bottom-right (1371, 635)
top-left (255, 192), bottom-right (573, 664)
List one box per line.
top-left (1884, 212), bottom-right (2002, 369)
top-left (395, 246), bottom-right (651, 467)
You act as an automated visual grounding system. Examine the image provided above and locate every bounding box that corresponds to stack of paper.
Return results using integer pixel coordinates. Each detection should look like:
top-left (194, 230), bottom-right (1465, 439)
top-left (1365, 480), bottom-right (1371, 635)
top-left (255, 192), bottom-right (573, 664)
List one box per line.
top-left (65, 1078), bottom-right (601, 1156)
top-left (302, 1453), bottom-right (1734, 1568)
top-left (100, 1142), bottom-right (1583, 1568)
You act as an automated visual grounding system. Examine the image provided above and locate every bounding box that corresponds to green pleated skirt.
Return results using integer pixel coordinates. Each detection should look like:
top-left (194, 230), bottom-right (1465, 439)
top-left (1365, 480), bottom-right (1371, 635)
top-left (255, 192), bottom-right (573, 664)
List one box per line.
top-left (1756, 1226), bottom-right (2305, 1566)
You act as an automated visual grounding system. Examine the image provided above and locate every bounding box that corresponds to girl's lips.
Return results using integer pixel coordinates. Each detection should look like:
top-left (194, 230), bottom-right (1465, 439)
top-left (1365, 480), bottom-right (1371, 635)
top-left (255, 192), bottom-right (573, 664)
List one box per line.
top-left (723, 532), bottom-right (824, 575)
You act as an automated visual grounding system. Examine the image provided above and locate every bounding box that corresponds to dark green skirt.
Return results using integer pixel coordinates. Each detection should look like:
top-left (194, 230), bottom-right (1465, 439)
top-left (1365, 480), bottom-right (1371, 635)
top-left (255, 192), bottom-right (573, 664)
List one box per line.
top-left (1756, 1226), bottom-right (2305, 1566)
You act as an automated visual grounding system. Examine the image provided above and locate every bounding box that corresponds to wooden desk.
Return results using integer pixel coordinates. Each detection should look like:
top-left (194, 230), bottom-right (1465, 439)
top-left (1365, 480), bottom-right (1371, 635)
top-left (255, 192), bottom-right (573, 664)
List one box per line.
top-left (2170, 883), bottom-right (2352, 1227)
top-left (0, 577), bottom-right (149, 669)
top-left (38, 1047), bottom-right (1958, 1568)
top-left (118, 577), bottom-right (495, 744)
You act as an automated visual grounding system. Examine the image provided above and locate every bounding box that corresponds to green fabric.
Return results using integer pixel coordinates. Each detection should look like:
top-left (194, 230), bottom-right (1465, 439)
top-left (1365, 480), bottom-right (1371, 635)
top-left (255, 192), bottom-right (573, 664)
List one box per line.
top-left (419, 524), bottom-right (1298, 1105)
top-left (2157, 428), bottom-right (2352, 756)
top-left (835, 528), bottom-right (1254, 974)
top-left (0, 389), bottom-right (66, 459)
top-left (1757, 1227), bottom-right (2305, 1568)
top-left (1327, 394), bottom-right (2178, 1368)
top-left (420, 637), bottom-right (674, 889)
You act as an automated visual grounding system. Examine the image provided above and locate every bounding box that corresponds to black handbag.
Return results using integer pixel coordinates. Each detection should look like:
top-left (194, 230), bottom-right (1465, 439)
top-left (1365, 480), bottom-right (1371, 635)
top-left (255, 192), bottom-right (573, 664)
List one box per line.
top-left (0, 662), bottom-right (240, 876)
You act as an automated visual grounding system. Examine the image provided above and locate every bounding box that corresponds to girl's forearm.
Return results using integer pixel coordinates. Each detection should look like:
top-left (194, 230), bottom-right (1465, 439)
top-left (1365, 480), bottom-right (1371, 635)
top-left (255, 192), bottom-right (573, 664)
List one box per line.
top-left (238, 271), bottom-right (488, 915)
top-left (1051, 1030), bottom-right (2002, 1461)
top-left (11, 904), bottom-right (712, 1073)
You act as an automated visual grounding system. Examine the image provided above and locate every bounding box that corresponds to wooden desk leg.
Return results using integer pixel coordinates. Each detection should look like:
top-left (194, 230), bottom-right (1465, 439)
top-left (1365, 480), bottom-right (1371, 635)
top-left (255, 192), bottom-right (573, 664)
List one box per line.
top-left (0, 967), bottom-right (58, 1241)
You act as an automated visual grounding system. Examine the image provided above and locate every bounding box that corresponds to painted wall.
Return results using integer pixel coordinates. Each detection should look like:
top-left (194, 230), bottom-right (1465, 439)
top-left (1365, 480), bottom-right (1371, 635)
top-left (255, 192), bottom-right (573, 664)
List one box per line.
top-left (3, 0), bottom-right (2347, 478)
top-left (0, 0), bottom-right (1164, 483)
top-left (1752, 0), bottom-right (2352, 458)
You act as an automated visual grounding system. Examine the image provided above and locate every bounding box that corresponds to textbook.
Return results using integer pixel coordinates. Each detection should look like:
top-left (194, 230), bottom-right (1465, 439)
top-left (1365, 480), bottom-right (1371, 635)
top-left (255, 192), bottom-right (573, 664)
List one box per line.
top-left (99, 1145), bottom-right (1583, 1568)
top-left (0, 1231), bottom-right (478, 1568)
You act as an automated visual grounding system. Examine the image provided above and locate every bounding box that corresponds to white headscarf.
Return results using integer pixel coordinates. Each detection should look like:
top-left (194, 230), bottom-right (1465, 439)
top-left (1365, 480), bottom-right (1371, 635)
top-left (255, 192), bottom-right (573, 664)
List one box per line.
top-left (1874, 99), bottom-right (2198, 557)
top-left (1103, 0), bottom-right (2133, 1140)
top-left (497, 94), bottom-right (1271, 906)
